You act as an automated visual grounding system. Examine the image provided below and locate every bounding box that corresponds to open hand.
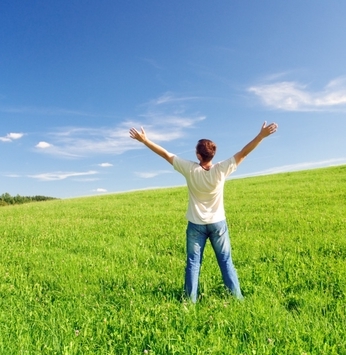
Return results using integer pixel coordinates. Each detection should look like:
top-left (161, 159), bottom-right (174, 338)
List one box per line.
top-left (259, 121), bottom-right (278, 138)
top-left (129, 127), bottom-right (147, 143)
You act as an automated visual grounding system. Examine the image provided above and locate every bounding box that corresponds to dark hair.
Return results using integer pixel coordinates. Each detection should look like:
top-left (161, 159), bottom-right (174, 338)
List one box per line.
top-left (196, 139), bottom-right (217, 162)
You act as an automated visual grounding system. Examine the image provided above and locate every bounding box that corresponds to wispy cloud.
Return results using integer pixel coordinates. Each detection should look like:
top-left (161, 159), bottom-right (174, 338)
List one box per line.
top-left (135, 170), bottom-right (173, 178)
top-left (0, 132), bottom-right (24, 142)
top-left (98, 163), bottom-right (113, 167)
top-left (73, 177), bottom-right (100, 182)
top-left (34, 124), bottom-right (141, 158)
top-left (233, 158), bottom-right (346, 179)
top-left (93, 188), bottom-right (108, 193)
top-left (34, 93), bottom-right (205, 158)
top-left (249, 76), bottom-right (346, 111)
top-left (28, 170), bottom-right (98, 181)
top-left (140, 57), bottom-right (163, 70)
top-left (150, 92), bottom-right (201, 106)
top-left (0, 105), bottom-right (109, 117)
top-left (140, 92), bottom-right (206, 141)
top-left (35, 140), bottom-right (81, 158)
top-left (4, 174), bottom-right (21, 178)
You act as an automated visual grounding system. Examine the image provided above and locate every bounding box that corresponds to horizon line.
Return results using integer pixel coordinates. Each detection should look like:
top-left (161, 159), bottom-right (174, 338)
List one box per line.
top-left (63, 162), bottom-right (346, 200)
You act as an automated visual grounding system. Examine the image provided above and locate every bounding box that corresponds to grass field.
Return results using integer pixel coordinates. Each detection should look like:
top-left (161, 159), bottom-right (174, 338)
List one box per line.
top-left (0, 165), bottom-right (345, 354)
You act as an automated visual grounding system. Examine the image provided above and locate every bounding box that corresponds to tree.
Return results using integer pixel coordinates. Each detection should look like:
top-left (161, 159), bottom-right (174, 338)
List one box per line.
top-left (0, 193), bottom-right (58, 207)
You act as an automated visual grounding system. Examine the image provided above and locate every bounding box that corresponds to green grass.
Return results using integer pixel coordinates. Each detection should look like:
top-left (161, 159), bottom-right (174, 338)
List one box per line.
top-left (0, 166), bottom-right (345, 354)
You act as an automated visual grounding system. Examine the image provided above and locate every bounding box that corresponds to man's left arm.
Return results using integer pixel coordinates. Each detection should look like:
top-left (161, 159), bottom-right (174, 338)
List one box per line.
top-left (233, 121), bottom-right (278, 166)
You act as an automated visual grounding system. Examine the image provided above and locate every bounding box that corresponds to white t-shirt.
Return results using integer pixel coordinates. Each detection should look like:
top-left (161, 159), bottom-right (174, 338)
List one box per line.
top-left (173, 155), bottom-right (237, 225)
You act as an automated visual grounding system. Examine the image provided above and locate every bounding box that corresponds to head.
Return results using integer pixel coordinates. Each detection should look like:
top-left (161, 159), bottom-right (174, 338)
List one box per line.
top-left (196, 139), bottom-right (217, 163)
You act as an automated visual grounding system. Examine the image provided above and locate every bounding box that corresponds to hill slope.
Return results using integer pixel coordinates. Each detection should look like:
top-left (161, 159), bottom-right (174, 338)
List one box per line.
top-left (0, 166), bottom-right (345, 354)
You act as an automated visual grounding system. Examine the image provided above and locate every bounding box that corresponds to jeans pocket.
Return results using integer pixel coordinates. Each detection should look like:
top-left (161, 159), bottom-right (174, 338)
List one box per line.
top-left (213, 220), bottom-right (227, 237)
top-left (186, 222), bottom-right (203, 238)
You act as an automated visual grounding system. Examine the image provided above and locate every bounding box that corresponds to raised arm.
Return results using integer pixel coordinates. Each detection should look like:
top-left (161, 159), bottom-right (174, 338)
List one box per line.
top-left (233, 121), bottom-right (278, 165)
top-left (129, 127), bottom-right (175, 165)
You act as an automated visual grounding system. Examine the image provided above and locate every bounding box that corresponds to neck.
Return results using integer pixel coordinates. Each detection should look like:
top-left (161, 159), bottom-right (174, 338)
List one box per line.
top-left (199, 162), bottom-right (212, 171)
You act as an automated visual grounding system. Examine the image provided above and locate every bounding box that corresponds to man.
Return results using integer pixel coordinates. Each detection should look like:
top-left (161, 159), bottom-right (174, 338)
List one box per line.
top-left (129, 121), bottom-right (278, 302)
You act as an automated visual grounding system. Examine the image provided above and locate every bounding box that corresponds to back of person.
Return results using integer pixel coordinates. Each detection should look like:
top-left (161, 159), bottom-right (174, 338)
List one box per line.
top-left (173, 155), bottom-right (237, 224)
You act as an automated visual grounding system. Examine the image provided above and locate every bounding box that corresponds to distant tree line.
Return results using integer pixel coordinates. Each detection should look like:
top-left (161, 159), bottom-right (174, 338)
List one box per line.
top-left (0, 192), bottom-right (59, 206)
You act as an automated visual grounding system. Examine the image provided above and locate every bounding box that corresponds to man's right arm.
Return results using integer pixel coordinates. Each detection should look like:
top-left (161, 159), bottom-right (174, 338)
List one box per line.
top-left (233, 121), bottom-right (278, 166)
top-left (129, 127), bottom-right (175, 165)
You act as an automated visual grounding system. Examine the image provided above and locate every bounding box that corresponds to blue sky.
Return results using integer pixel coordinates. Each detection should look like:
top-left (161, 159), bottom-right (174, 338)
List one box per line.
top-left (1, 0), bottom-right (346, 198)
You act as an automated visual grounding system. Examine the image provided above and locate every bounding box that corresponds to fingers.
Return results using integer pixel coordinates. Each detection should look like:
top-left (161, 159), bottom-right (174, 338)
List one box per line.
top-left (260, 122), bottom-right (278, 137)
top-left (267, 123), bottom-right (278, 134)
top-left (129, 127), bottom-right (139, 139)
top-left (129, 127), bottom-right (146, 141)
top-left (263, 122), bottom-right (277, 129)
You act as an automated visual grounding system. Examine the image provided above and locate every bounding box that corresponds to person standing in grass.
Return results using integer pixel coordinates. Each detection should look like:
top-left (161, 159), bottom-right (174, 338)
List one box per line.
top-left (129, 121), bottom-right (278, 303)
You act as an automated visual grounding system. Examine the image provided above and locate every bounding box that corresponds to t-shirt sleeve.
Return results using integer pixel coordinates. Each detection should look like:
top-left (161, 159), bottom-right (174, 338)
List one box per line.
top-left (218, 156), bottom-right (237, 177)
top-left (173, 156), bottom-right (193, 176)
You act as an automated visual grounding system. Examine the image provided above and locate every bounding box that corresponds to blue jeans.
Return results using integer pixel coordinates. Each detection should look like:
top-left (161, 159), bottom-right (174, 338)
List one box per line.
top-left (184, 220), bottom-right (243, 303)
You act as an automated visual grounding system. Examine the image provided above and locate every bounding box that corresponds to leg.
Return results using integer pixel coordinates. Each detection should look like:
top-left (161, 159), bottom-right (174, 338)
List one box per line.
top-left (184, 222), bottom-right (207, 303)
top-left (208, 220), bottom-right (243, 300)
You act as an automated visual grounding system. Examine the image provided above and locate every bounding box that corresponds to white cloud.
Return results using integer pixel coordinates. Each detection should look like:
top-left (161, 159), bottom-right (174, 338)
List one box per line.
top-left (28, 170), bottom-right (98, 181)
top-left (93, 188), bottom-right (107, 193)
top-left (36, 141), bottom-right (52, 149)
top-left (0, 137), bottom-right (12, 142)
top-left (0, 132), bottom-right (24, 142)
top-left (8, 133), bottom-right (24, 140)
top-left (135, 170), bottom-right (173, 178)
top-left (249, 76), bottom-right (346, 111)
top-left (98, 163), bottom-right (113, 167)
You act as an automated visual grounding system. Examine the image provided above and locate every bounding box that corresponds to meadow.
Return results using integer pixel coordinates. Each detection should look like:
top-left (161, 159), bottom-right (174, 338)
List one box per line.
top-left (0, 165), bottom-right (345, 355)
